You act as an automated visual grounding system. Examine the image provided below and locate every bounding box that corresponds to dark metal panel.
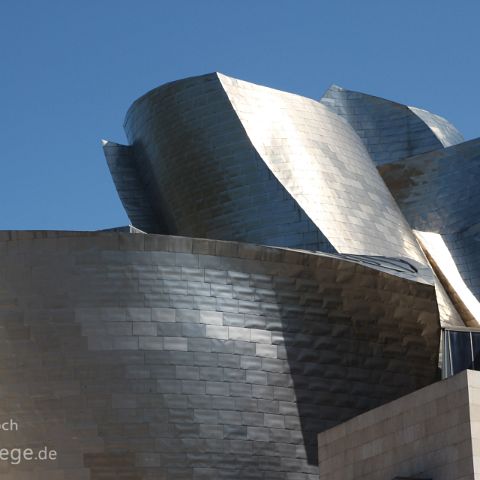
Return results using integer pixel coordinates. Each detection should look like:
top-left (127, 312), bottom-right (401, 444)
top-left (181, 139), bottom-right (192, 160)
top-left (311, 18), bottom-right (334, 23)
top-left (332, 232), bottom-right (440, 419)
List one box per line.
top-left (103, 140), bottom-right (167, 233)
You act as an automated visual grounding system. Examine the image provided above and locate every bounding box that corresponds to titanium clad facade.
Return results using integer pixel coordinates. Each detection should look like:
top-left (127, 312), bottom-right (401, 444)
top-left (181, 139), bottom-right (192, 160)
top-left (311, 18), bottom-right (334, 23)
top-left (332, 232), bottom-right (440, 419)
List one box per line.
top-left (121, 73), bottom-right (333, 252)
top-left (319, 82), bottom-right (480, 326)
top-left (378, 138), bottom-right (480, 236)
top-left (107, 73), bottom-right (425, 264)
top-left (409, 105), bottom-right (465, 147)
top-left (0, 231), bottom-right (440, 480)
top-left (378, 138), bottom-right (480, 323)
top-left (320, 84), bottom-right (464, 165)
top-left (217, 74), bottom-right (424, 262)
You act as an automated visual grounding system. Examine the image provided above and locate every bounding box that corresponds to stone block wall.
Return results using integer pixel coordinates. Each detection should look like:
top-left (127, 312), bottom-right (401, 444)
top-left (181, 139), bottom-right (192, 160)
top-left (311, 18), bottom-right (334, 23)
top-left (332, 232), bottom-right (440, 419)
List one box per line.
top-left (318, 369), bottom-right (480, 480)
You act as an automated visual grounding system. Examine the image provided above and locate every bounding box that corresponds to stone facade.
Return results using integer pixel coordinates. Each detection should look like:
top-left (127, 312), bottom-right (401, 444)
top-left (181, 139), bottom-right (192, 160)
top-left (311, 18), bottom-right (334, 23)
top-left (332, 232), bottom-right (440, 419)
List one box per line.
top-left (318, 369), bottom-right (480, 480)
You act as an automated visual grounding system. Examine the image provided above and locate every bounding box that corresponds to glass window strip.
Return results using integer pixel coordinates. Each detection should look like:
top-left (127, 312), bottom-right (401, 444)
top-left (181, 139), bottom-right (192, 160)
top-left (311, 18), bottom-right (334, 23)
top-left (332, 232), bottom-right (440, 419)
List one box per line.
top-left (471, 332), bottom-right (475, 367)
top-left (448, 330), bottom-right (454, 376)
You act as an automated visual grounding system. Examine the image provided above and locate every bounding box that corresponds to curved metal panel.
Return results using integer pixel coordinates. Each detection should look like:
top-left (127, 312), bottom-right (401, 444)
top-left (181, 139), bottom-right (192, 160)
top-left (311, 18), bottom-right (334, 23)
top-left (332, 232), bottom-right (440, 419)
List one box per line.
top-left (378, 138), bottom-right (480, 321)
top-left (0, 231), bottom-right (440, 479)
top-left (378, 138), bottom-right (480, 234)
top-left (122, 73), bottom-right (424, 264)
top-left (415, 230), bottom-right (480, 326)
top-left (320, 85), bottom-right (463, 165)
top-left (103, 140), bottom-right (166, 233)
top-left (219, 74), bottom-right (424, 263)
top-left (123, 73), bottom-right (334, 252)
top-left (409, 106), bottom-right (464, 147)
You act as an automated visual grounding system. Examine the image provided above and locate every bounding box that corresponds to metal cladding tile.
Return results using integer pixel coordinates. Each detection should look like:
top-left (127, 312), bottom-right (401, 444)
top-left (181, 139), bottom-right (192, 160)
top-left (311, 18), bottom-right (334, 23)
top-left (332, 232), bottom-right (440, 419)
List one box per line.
top-left (194, 295), bottom-right (217, 311)
top-left (218, 410), bottom-right (242, 425)
top-left (245, 315), bottom-right (267, 329)
top-left (206, 325), bottom-right (229, 340)
top-left (211, 339), bottom-right (235, 354)
top-left (176, 365), bottom-right (200, 380)
top-left (188, 338), bottom-right (212, 352)
top-left (252, 385), bottom-right (275, 400)
top-left (199, 366), bottom-right (223, 381)
top-left (139, 337), bottom-right (163, 350)
top-left (194, 352), bottom-right (219, 367)
top-left (234, 340), bottom-right (256, 356)
top-left (246, 370), bottom-right (268, 385)
top-left (188, 394), bottom-right (215, 409)
top-left (157, 323), bottom-right (182, 336)
top-left (157, 379), bottom-right (182, 394)
top-left (223, 425), bottom-right (248, 440)
top-left (241, 355), bottom-right (263, 370)
top-left (223, 313), bottom-right (245, 327)
top-left (223, 367), bottom-right (245, 382)
top-left (211, 395), bottom-right (236, 410)
top-left (182, 323), bottom-right (206, 338)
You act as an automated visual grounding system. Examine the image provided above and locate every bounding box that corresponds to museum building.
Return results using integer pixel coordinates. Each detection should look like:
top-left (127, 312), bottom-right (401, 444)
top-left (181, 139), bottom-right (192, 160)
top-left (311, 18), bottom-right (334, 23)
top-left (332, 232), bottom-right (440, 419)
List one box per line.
top-left (1, 73), bottom-right (479, 479)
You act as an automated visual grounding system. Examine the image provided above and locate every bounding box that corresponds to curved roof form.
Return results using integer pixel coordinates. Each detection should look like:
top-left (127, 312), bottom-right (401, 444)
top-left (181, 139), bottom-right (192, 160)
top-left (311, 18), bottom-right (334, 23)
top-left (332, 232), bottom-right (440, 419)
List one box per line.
top-left (121, 73), bottom-right (334, 253)
top-left (105, 72), bottom-right (425, 264)
top-left (217, 74), bottom-right (424, 262)
top-left (409, 106), bottom-right (465, 147)
top-left (320, 84), bottom-right (464, 165)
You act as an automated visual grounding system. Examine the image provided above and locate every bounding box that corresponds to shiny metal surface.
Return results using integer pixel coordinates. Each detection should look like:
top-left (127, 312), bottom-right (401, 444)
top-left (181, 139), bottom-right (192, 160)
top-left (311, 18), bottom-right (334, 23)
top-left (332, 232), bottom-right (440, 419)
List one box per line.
top-left (318, 83), bottom-right (478, 327)
top-left (102, 140), bottom-right (166, 233)
top-left (105, 73), bottom-right (425, 265)
top-left (415, 231), bottom-right (480, 326)
top-left (409, 106), bottom-right (465, 147)
top-left (320, 85), bottom-right (464, 165)
top-left (378, 138), bottom-right (480, 324)
top-left (218, 74), bottom-right (423, 262)
top-left (0, 231), bottom-right (440, 479)
top-left (123, 73), bottom-right (334, 252)
top-left (378, 138), bottom-right (480, 234)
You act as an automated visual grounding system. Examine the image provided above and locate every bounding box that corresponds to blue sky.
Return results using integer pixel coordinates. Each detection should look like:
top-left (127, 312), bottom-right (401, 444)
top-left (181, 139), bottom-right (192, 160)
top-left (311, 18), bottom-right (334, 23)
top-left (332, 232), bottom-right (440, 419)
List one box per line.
top-left (1, 0), bottom-right (479, 230)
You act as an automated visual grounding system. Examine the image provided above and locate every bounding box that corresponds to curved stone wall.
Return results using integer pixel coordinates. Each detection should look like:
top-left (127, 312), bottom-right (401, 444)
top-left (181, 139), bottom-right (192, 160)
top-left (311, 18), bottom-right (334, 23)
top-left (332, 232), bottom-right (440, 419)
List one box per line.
top-left (0, 231), bottom-right (440, 479)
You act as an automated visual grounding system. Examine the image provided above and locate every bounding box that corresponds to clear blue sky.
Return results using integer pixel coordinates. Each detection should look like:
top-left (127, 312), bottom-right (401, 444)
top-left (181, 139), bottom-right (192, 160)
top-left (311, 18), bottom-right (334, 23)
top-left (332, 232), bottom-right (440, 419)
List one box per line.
top-left (1, 1), bottom-right (478, 230)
